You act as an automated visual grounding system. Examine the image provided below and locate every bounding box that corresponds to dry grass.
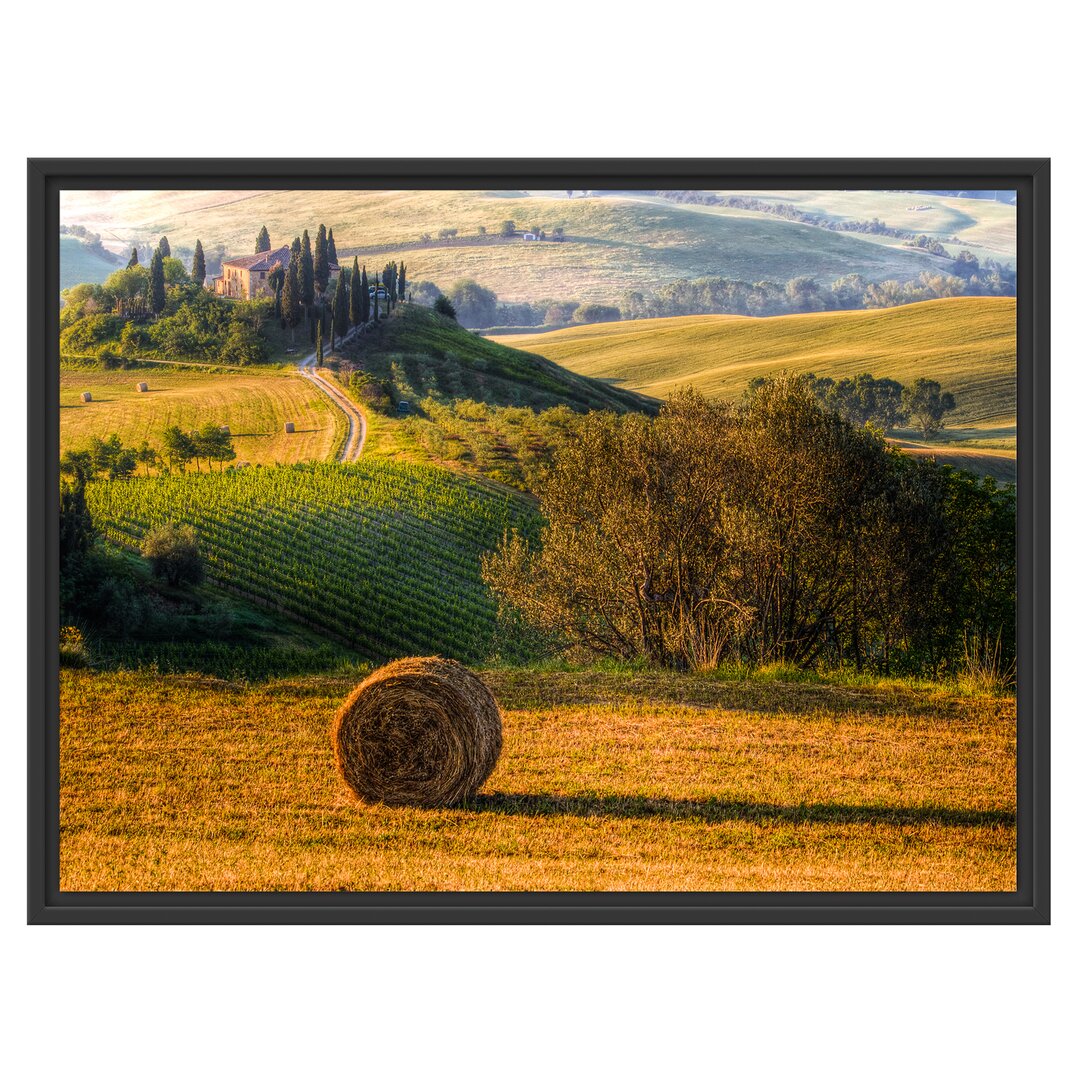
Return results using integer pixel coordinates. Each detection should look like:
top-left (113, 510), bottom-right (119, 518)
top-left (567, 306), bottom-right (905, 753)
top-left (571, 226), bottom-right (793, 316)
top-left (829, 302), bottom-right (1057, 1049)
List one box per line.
top-left (60, 367), bottom-right (344, 467)
top-left (59, 668), bottom-right (1016, 892)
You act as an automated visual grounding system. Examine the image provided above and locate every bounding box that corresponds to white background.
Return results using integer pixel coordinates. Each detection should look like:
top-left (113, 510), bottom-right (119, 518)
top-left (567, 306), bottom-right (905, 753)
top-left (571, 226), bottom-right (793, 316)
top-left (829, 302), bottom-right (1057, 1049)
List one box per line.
top-left (2, 3), bottom-right (1073, 1076)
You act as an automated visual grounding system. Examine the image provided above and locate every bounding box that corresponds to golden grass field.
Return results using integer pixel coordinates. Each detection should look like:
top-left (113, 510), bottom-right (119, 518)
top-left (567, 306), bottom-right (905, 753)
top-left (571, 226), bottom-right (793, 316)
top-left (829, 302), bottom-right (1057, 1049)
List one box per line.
top-left (60, 367), bottom-right (344, 466)
top-left (491, 297), bottom-right (1015, 425)
top-left (59, 668), bottom-right (1016, 892)
top-left (59, 189), bottom-right (957, 304)
top-left (491, 296), bottom-right (1018, 482)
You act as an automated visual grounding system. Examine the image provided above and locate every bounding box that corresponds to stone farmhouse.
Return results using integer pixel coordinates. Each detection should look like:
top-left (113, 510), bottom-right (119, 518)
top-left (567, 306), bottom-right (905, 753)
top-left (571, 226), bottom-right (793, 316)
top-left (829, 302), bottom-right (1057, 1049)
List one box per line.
top-left (212, 246), bottom-right (341, 299)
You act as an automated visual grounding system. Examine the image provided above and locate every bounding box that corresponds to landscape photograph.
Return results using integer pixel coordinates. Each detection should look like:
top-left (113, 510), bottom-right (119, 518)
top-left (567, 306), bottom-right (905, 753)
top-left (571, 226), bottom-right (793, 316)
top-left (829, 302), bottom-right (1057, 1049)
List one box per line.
top-left (56, 185), bottom-right (1018, 893)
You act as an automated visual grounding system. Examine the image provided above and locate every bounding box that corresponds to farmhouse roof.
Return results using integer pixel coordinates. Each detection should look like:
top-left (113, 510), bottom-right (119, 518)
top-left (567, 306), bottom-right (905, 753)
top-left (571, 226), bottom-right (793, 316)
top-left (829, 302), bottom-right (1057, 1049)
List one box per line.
top-left (222, 246), bottom-right (292, 272)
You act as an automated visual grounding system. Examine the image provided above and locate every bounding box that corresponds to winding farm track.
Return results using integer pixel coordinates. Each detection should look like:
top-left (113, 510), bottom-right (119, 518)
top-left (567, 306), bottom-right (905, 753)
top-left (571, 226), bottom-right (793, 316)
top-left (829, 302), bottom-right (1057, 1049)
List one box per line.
top-left (298, 346), bottom-right (367, 462)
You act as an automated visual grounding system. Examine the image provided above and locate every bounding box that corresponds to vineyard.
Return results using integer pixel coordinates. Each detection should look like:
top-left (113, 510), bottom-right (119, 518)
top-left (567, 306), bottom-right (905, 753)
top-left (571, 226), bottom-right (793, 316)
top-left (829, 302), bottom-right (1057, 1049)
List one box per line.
top-left (85, 461), bottom-right (542, 665)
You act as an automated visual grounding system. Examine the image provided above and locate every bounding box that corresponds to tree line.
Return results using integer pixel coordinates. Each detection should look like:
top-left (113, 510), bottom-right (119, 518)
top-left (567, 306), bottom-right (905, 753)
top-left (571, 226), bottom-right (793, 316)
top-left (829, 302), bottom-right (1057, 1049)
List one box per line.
top-left (61, 425), bottom-right (237, 480)
top-left (749, 373), bottom-right (958, 438)
top-left (408, 257), bottom-right (1014, 330)
top-left (482, 377), bottom-right (1014, 679)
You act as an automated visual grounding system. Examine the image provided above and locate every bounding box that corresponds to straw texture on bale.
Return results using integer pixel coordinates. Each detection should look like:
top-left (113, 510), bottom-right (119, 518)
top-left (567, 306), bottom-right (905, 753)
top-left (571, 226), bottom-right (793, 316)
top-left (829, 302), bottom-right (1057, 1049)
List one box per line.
top-left (332, 656), bottom-right (503, 808)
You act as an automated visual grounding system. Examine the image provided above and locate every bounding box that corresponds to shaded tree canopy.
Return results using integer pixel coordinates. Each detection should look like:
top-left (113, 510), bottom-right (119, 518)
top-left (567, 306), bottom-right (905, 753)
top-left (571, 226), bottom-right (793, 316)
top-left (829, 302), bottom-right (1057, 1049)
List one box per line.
top-left (483, 378), bottom-right (1014, 678)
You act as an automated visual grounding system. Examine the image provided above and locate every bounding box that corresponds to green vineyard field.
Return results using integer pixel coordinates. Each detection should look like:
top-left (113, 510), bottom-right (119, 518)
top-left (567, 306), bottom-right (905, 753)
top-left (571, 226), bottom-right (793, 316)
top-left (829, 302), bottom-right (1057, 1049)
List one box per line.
top-left (86, 460), bottom-right (541, 665)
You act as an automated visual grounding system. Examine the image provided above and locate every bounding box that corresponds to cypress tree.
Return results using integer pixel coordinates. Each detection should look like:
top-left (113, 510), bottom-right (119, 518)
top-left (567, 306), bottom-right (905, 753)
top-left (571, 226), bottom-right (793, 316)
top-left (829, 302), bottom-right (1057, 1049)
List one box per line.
top-left (327, 228), bottom-right (337, 265)
top-left (349, 256), bottom-right (362, 326)
top-left (256, 226), bottom-right (271, 253)
top-left (314, 224), bottom-right (329, 295)
top-left (316, 314), bottom-right (323, 366)
top-left (299, 230), bottom-right (315, 310)
top-left (333, 271), bottom-right (350, 339)
top-left (360, 266), bottom-right (370, 322)
top-left (373, 273), bottom-right (380, 323)
top-left (127, 248), bottom-right (139, 269)
top-left (149, 249), bottom-right (167, 314)
top-left (191, 239), bottom-right (206, 287)
top-left (268, 265), bottom-right (285, 318)
top-left (398, 262), bottom-right (407, 301)
top-left (157, 236), bottom-right (171, 258)
top-left (282, 260), bottom-right (300, 328)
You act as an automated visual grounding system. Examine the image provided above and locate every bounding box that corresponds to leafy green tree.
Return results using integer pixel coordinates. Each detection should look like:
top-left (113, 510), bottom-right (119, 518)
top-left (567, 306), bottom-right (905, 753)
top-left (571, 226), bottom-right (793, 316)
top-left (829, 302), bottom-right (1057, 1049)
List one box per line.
top-left (447, 279), bottom-right (497, 327)
top-left (142, 521), bottom-right (204, 587)
top-left (157, 236), bottom-right (171, 258)
top-left (148, 249), bottom-right (167, 315)
top-left (300, 230), bottom-right (315, 309)
top-left (349, 256), bottom-right (362, 326)
top-left (433, 295), bottom-right (457, 321)
top-left (314, 224), bottom-right (329, 295)
top-left (162, 425), bottom-right (196, 471)
top-left (60, 449), bottom-right (94, 484)
top-left (500, 220), bottom-right (516, 238)
top-left (193, 422), bottom-right (235, 470)
top-left (126, 247), bottom-right (140, 269)
top-left (162, 257), bottom-right (189, 285)
top-left (136, 441), bottom-right (160, 476)
top-left (256, 225), bottom-right (271, 253)
top-left (903, 378), bottom-right (957, 438)
top-left (360, 266), bottom-right (370, 322)
top-left (89, 434), bottom-right (137, 479)
top-left (327, 228), bottom-right (337, 265)
top-left (191, 239), bottom-right (206, 287)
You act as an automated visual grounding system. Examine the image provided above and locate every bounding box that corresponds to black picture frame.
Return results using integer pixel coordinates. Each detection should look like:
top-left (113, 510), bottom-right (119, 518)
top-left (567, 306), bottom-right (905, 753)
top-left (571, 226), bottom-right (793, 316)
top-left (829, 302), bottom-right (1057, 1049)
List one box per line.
top-left (29, 158), bottom-right (1050, 924)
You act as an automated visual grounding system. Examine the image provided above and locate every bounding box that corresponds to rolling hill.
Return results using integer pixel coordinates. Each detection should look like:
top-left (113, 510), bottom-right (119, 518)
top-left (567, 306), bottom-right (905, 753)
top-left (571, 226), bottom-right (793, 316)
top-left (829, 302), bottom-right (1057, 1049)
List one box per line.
top-left (59, 235), bottom-right (120, 292)
top-left (86, 459), bottom-right (540, 665)
top-left (341, 304), bottom-right (655, 414)
top-left (59, 189), bottom-right (959, 305)
top-left (491, 296), bottom-right (1016, 428)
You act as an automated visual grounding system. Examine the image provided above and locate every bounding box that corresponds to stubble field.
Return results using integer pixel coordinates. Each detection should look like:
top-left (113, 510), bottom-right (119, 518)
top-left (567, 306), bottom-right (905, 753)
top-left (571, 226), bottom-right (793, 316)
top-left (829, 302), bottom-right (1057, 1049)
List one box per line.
top-left (59, 668), bottom-right (1016, 892)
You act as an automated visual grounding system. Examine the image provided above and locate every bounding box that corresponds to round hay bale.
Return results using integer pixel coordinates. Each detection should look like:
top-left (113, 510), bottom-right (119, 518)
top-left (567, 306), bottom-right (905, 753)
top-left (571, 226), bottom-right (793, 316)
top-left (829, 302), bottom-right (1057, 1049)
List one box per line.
top-left (136, 382), bottom-right (149, 392)
top-left (80, 391), bottom-right (92, 403)
top-left (284, 421), bottom-right (295, 433)
top-left (332, 656), bottom-right (502, 808)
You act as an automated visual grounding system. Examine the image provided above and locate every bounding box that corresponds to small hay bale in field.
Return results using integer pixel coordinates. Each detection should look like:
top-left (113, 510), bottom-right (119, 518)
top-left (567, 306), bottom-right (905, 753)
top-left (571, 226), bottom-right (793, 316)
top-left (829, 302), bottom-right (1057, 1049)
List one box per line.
top-left (136, 382), bottom-right (149, 392)
top-left (332, 656), bottom-right (503, 808)
top-left (284, 421), bottom-right (295, 433)
top-left (220, 425), bottom-right (230, 436)
top-left (80, 391), bottom-right (92, 403)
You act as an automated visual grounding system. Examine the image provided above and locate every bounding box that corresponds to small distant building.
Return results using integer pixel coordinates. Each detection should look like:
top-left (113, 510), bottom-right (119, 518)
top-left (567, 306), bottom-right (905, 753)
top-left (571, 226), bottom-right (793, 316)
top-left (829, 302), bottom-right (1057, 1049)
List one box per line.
top-left (213, 246), bottom-right (340, 299)
top-left (522, 232), bottom-right (538, 241)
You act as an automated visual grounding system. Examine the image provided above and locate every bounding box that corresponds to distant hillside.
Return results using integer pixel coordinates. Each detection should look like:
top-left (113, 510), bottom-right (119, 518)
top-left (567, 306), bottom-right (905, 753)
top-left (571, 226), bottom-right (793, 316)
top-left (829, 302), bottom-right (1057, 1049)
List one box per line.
top-left (340, 305), bottom-right (655, 414)
top-left (59, 189), bottom-right (957, 305)
top-left (490, 296), bottom-right (1016, 429)
top-left (59, 235), bottom-right (119, 292)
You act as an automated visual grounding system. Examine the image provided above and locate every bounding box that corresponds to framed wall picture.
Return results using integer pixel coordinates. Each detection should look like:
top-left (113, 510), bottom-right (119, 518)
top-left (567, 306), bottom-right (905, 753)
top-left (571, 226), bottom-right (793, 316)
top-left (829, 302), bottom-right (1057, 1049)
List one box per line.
top-left (28, 158), bottom-right (1049, 923)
